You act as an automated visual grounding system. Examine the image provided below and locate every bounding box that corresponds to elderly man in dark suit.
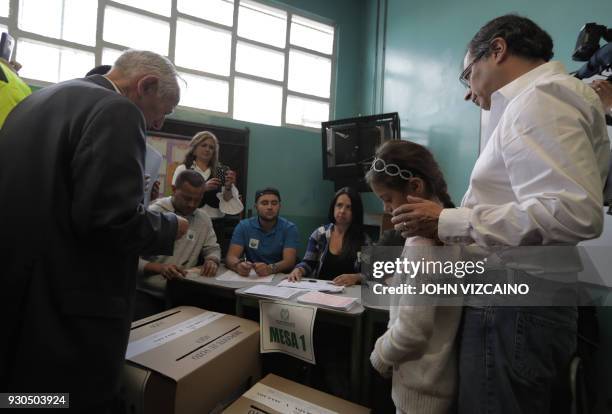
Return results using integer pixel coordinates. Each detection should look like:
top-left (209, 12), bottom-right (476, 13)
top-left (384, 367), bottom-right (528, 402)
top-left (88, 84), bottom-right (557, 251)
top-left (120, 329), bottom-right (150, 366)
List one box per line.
top-left (0, 50), bottom-right (189, 412)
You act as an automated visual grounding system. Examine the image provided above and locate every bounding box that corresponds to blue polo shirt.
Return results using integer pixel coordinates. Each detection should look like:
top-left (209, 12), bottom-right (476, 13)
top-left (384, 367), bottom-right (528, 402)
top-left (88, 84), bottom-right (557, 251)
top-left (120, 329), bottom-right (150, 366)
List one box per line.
top-left (230, 216), bottom-right (299, 264)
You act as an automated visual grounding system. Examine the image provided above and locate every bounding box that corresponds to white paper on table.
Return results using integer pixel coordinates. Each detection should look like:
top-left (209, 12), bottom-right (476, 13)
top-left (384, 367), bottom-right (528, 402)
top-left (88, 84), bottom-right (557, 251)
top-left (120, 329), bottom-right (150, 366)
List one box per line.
top-left (297, 291), bottom-right (358, 311)
top-left (216, 269), bottom-right (275, 283)
top-left (277, 278), bottom-right (344, 293)
top-left (243, 284), bottom-right (307, 299)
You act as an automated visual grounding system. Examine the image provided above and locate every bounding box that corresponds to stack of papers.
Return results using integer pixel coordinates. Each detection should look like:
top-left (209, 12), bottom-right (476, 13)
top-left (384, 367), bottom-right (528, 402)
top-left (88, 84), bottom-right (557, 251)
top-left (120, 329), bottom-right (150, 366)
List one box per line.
top-left (216, 269), bottom-right (274, 283)
top-left (243, 285), bottom-right (307, 299)
top-left (297, 291), bottom-right (359, 311)
top-left (277, 279), bottom-right (344, 293)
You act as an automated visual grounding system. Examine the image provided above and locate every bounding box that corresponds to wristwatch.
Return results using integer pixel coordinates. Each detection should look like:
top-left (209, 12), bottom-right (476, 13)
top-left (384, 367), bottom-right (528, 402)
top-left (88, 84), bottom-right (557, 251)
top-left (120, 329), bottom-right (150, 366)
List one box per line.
top-left (269, 262), bottom-right (278, 273)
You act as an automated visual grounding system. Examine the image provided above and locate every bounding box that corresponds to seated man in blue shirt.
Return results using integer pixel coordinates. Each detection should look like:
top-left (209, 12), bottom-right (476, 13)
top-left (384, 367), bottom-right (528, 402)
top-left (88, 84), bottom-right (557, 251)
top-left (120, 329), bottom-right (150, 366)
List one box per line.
top-left (226, 187), bottom-right (298, 276)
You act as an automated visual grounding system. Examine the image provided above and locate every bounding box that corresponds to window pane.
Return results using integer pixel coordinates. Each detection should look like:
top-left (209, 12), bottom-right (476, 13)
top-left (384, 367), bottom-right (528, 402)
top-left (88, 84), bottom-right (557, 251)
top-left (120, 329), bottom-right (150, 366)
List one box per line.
top-left (102, 48), bottom-right (124, 66)
top-left (0, 0), bottom-right (9, 17)
top-left (62, 0), bottom-right (98, 46)
top-left (59, 48), bottom-right (96, 81)
top-left (238, 0), bottom-right (286, 48)
top-left (0, 24), bottom-right (7, 34)
top-left (178, 72), bottom-right (228, 112)
top-left (17, 39), bottom-right (94, 83)
top-left (19, 0), bottom-right (97, 46)
top-left (103, 6), bottom-right (169, 55)
top-left (19, 0), bottom-right (61, 39)
top-left (17, 39), bottom-right (58, 82)
top-left (113, 0), bottom-right (170, 17)
top-left (286, 95), bottom-right (329, 128)
top-left (177, 0), bottom-right (234, 27)
top-left (175, 18), bottom-right (231, 76)
top-left (290, 15), bottom-right (334, 55)
top-left (236, 41), bottom-right (284, 81)
top-left (288, 49), bottom-right (331, 98)
top-left (234, 77), bottom-right (281, 126)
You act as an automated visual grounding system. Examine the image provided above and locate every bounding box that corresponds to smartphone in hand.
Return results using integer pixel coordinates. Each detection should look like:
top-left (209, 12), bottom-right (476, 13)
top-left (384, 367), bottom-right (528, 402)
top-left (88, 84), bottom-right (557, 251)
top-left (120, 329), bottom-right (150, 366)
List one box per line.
top-left (0, 32), bottom-right (14, 62)
top-left (215, 164), bottom-right (229, 187)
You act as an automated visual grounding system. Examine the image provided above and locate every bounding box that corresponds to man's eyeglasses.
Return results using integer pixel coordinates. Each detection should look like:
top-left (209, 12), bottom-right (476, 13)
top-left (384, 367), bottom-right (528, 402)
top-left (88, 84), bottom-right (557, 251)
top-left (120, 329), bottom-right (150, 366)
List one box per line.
top-left (370, 158), bottom-right (414, 180)
top-left (459, 50), bottom-right (487, 88)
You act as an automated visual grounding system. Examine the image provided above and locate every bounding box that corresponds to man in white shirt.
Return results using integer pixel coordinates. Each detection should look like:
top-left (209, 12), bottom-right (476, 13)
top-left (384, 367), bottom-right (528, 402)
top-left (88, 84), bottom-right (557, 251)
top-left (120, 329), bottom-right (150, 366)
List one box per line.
top-left (391, 14), bottom-right (609, 413)
top-left (138, 170), bottom-right (221, 306)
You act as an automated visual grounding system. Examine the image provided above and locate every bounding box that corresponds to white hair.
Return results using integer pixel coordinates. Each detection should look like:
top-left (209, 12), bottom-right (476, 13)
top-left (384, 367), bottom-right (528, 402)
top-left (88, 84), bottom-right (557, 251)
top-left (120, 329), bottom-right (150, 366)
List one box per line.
top-left (112, 50), bottom-right (180, 103)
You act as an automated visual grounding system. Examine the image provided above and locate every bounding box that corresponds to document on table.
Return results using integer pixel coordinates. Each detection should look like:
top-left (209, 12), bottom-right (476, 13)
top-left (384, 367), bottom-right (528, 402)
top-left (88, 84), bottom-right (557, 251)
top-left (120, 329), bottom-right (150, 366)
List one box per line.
top-left (297, 291), bottom-right (358, 311)
top-left (277, 278), bottom-right (344, 293)
top-left (243, 284), bottom-right (307, 299)
top-left (216, 269), bottom-right (275, 283)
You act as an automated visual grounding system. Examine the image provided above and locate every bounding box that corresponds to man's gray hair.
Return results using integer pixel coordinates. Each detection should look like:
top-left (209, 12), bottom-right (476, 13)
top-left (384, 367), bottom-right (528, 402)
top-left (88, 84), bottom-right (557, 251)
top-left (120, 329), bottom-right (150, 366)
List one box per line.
top-left (113, 50), bottom-right (180, 103)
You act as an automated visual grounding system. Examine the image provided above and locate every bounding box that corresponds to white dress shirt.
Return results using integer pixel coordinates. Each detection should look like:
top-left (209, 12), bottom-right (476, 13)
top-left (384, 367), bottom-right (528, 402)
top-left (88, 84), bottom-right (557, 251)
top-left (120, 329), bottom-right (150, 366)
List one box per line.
top-left (439, 61), bottom-right (610, 246)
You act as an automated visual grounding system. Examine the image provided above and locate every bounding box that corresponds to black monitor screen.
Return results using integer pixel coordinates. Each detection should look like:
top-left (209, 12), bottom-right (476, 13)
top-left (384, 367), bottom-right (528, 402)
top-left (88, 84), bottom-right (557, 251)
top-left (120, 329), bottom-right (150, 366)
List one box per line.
top-left (322, 113), bottom-right (400, 183)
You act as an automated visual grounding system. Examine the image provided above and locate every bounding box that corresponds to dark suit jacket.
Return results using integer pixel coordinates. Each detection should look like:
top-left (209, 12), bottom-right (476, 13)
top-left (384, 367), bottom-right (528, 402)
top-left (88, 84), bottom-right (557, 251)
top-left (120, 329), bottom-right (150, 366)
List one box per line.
top-left (0, 75), bottom-right (177, 409)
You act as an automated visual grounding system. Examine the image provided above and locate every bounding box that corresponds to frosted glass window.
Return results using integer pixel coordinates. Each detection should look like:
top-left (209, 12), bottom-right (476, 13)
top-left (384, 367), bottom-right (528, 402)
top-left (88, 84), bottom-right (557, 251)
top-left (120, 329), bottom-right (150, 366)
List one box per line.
top-left (113, 0), bottom-right (170, 17)
top-left (288, 49), bottom-right (331, 98)
top-left (18, 0), bottom-right (97, 46)
top-left (237, 0), bottom-right (286, 48)
top-left (17, 39), bottom-right (94, 83)
top-left (175, 18), bottom-right (231, 76)
top-left (234, 77), bottom-right (282, 126)
top-left (290, 15), bottom-right (334, 55)
top-left (0, 0), bottom-right (9, 17)
top-left (103, 6), bottom-right (169, 55)
top-left (177, 0), bottom-right (234, 27)
top-left (286, 95), bottom-right (329, 128)
top-left (59, 47), bottom-right (96, 80)
top-left (235, 41), bottom-right (284, 81)
top-left (178, 72), bottom-right (228, 113)
top-left (102, 48), bottom-right (124, 66)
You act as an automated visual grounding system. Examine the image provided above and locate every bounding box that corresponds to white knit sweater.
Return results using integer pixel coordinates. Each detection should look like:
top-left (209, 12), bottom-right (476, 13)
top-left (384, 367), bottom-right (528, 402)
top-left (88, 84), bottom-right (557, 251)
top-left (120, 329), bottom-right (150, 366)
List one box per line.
top-left (369, 237), bottom-right (462, 414)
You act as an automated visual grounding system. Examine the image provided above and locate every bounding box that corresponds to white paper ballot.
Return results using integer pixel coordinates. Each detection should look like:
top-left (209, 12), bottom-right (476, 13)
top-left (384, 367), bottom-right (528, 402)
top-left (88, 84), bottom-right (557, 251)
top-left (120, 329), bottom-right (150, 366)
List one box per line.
top-left (216, 269), bottom-right (274, 283)
top-left (243, 285), bottom-right (307, 299)
top-left (144, 143), bottom-right (162, 206)
top-left (297, 291), bottom-right (358, 311)
top-left (277, 278), bottom-right (344, 293)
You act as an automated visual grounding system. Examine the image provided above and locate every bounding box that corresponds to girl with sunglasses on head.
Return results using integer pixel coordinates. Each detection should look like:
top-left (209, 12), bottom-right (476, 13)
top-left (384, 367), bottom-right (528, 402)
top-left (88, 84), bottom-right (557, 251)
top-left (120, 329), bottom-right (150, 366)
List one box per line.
top-left (288, 186), bottom-right (370, 286)
top-left (366, 140), bottom-right (461, 414)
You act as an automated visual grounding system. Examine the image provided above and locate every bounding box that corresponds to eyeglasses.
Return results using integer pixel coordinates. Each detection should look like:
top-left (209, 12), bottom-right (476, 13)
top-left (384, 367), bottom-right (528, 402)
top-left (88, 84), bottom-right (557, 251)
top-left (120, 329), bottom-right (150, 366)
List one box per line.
top-left (370, 158), bottom-right (414, 180)
top-left (459, 50), bottom-right (487, 88)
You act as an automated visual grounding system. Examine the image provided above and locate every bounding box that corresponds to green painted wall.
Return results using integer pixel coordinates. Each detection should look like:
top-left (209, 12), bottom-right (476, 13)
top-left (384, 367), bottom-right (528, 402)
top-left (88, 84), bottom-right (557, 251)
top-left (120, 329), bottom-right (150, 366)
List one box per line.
top-left (366, 0), bottom-right (612, 410)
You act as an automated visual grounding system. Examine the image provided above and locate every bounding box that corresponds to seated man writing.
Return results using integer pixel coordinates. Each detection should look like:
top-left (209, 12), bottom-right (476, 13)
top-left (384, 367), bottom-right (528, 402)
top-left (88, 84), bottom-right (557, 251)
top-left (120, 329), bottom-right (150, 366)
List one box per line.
top-left (226, 187), bottom-right (298, 276)
top-left (139, 170), bottom-right (221, 297)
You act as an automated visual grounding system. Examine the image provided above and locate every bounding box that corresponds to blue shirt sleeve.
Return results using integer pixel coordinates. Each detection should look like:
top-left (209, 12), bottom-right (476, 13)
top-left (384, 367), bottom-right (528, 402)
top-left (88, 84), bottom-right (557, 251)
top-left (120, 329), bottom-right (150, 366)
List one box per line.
top-left (230, 220), bottom-right (247, 247)
top-left (284, 223), bottom-right (300, 249)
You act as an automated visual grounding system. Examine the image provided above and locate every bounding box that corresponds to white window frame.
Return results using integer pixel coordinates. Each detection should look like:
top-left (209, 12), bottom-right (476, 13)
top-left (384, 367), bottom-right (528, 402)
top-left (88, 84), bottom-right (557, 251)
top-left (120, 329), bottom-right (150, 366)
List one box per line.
top-left (0, 0), bottom-right (336, 131)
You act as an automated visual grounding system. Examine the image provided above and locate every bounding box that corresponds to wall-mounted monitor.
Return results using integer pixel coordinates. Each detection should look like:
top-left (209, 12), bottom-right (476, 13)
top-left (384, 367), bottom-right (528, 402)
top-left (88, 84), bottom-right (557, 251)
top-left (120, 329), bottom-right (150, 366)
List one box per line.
top-left (322, 112), bottom-right (400, 190)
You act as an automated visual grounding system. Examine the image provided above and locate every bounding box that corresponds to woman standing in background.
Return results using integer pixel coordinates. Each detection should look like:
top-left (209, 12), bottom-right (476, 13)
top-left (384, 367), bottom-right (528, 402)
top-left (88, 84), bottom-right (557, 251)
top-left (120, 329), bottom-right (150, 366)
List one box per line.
top-left (172, 130), bottom-right (243, 218)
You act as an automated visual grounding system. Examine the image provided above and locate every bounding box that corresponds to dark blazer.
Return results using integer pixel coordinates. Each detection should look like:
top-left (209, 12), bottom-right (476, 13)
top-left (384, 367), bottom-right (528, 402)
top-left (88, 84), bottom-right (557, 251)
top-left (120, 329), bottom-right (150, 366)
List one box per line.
top-left (0, 75), bottom-right (177, 409)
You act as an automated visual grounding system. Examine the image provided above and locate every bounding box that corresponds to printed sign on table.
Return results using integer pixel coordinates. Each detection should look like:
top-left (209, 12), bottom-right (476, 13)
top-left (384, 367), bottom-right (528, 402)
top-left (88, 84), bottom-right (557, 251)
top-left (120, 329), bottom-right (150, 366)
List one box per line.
top-left (259, 300), bottom-right (317, 364)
